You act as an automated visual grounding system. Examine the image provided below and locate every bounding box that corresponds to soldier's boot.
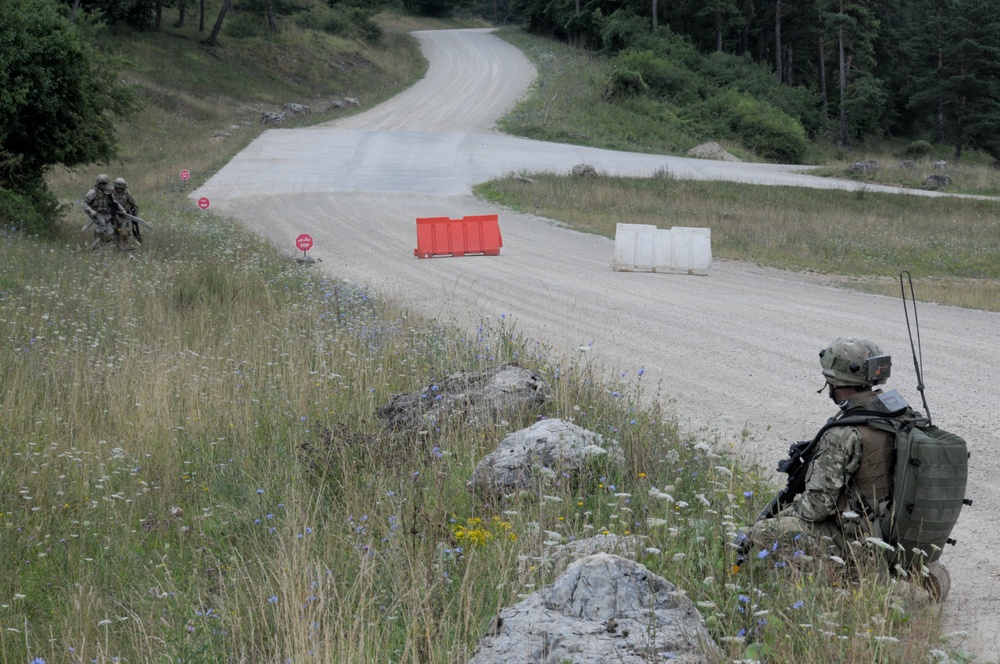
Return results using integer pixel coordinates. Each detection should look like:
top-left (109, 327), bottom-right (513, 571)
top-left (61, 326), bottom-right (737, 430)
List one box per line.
top-left (920, 561), bottom-right (950, 602)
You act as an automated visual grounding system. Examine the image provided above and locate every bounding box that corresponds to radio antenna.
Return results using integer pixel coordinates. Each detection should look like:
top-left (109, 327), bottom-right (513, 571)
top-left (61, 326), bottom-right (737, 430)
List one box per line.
top-left (899, 271), bottom-right (931, 424)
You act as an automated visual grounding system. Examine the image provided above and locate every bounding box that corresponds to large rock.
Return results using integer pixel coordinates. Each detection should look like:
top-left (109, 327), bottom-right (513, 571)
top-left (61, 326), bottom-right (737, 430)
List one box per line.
top-left (377, 365), bottom-right (550, 430)
top-left (469, 418), bottom-right (622, 498)
top-left (924, 173), bottom-right (953, 189)
top-left (686, 142), bottom-right (741, 162)
top-left (520, 533), bottom-right (647, 577)
top-left (847, 159), bottom-right (880, 175)
top-left (571, 163), bottom-right (599, 179)
top-left (469, 553), bottom-right (721, 664)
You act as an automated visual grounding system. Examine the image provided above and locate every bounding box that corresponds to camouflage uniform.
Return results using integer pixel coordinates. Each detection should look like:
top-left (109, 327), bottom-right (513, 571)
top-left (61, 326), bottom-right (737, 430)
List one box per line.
top-left (750, 392), bottom-right (903, 560)
top-left (750, 338), bottom-right (903, 563)
top-left (82, 174), bottom-right (121, 245)
top-left (111, 178), bottom-right (140, 243)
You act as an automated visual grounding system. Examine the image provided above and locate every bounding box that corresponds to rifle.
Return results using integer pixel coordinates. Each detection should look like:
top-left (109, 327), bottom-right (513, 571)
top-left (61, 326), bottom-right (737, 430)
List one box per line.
top-left (82, 212), bottom-right (127, 251)
top-left (111, 199), bottom-right (154, 230)
top-left (734, 415), bottom-right (874, 570)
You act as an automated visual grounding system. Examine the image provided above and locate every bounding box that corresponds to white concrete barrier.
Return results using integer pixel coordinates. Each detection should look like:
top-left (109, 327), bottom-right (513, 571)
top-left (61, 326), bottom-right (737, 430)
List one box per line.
top-left (612, 223), bottom-right (711, 275)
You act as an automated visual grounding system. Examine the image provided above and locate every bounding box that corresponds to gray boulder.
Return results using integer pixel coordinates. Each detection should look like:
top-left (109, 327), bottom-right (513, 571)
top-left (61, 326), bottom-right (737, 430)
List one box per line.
top-left (282, 103), bottom-right (311, 115)
top-left (520, 533), bottom-right (647, 577)
top-left (896, 160), bottom-right (916, 170)
top-left (932, 159), bottom-right (948, 169)
top-left (924, 173), bottom-right (953, 188)
top-left (571, 163), bottom-right (599, 179)
top-left (469, 418), bottom-right (622, 498)
top-left (686, 142), bottom-right (741, 162)
top-left (469, 553), bottom-right (721, 664)
top-left (847, 159), bottom-right (880, 175)
top-left (377, 365), bottom-right (550, 430)
top-left (260, 111), bottom-right (287, 125)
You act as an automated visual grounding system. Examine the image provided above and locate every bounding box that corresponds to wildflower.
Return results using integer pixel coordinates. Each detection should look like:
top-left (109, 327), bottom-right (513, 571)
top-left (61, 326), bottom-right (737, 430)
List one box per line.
top-left (757, 549), bottom-right (770, 559)
top-left (743, 490), bottom-right (753, 498)
top-left (792, 600), bottom-right (804, 609)
top-left (31, 658), bottom-right (46, 664)
top-left (268, 596), bottom-right (278, 604)
top-left (865, 537), bottom-right (894, 552)
top-left (257, 488), bottom-right (264, 494)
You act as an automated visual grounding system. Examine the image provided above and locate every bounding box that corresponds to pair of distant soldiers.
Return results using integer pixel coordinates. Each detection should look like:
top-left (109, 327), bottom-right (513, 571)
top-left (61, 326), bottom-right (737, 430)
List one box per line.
top-left (82, 173), bottom-right (142, 247)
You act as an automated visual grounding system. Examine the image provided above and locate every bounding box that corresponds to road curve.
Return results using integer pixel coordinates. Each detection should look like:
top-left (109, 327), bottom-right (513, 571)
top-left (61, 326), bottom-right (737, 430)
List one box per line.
top-left (195, 28), bottom-right (1000, 660)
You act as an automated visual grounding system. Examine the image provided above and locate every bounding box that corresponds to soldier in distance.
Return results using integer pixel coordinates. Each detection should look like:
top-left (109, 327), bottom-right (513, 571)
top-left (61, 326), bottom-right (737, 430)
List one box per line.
top-left (111, 177), bottom-right (141, 244)
top-left (82, 173), bottom-right (120, 246)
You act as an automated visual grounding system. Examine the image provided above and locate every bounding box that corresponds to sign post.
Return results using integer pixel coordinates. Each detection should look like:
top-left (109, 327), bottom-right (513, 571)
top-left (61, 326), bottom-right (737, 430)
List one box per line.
top-left (295, 233), bottom-right (314, 259)
top-left (180, 169), bottom-right (191, 181)
top-left (197, 197), bottom-right (210, 210)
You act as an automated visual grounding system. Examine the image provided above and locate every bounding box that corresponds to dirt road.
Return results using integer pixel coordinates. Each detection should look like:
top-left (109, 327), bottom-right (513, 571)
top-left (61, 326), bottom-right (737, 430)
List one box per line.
top-left (195, 29), bottom-right (1000, 660)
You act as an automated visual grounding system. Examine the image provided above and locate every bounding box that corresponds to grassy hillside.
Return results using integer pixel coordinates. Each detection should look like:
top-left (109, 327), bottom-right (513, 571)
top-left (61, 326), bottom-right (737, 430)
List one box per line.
top-left (0, 15), bottom-right (970, 664)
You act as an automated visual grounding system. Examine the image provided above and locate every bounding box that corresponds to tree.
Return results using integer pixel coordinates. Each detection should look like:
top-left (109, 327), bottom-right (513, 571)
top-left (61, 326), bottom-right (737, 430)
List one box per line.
top-left (908, 0), bottom-right (1000, 160)
top-left (203, 0), bottom-right (231, 45)
top-left (0, 0), bottom-right (135, 191)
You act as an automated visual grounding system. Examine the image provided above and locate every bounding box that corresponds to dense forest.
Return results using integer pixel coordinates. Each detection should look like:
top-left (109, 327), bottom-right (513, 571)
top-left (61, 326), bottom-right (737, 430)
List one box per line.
top-left (501, 0), bottom-right (1000, 161)
top-left (65, 0), bottom-right (1000, 162)
top-left (4, 0), bottom-right (999, 233)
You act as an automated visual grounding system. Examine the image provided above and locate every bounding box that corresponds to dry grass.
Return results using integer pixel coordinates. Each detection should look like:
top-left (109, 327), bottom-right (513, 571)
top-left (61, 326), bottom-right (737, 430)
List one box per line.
top-left (475, 171), bottom-right (1000, 311)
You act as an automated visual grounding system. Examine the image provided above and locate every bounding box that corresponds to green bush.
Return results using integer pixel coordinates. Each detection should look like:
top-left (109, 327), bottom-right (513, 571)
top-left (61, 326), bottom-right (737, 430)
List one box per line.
top-left (0, 185), bottom-right (62, 237)
top-left (698, 51), bottom-right (825, 136)
top-left (294, 4), bottom-right (382, 42)
top-left (692, 89), bottom-right (809, 163)
top-left (599, 10), bottom-right (652, 53)
top-left (615, 49), bottom-right (700, 100)
top-left (605, 66), bottom-right (648, 97)
top-left (904, 140), bottom-right (933, 158)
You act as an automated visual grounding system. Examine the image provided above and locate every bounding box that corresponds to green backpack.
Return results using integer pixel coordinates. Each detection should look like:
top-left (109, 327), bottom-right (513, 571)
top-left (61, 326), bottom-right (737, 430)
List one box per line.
top-left (864, 414), bottom-right (971, 569)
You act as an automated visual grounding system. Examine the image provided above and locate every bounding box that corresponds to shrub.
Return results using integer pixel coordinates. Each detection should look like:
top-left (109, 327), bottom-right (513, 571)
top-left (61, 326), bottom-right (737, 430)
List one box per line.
top-left (0, 185), bottom-right (62, 237)
top-left (614, 49), bottom-right (700, 100)
top-left (692, 89), bottom-right (809, 163)
top-left (599, 10), bottom-right (652, 53)
top-left (294, 4), bottom-right (382, 42)
top-left (605, 66), bottom-right (648, 97)
top-left (904, 140), bottom-right (933, 158)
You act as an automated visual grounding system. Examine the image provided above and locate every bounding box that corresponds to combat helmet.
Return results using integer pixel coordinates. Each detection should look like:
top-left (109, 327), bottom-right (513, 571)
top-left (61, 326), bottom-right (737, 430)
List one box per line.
top-left (819, 337), bottom-right (891, 387)
top-left (114, 177), bottom-right (127, 189)
top-left (96, 174), bottom-right (110, 186)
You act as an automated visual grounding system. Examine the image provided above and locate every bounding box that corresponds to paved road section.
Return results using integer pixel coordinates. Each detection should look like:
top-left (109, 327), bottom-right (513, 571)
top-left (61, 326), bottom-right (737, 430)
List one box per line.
top-left (195, 28), bottom-right (1000, 660)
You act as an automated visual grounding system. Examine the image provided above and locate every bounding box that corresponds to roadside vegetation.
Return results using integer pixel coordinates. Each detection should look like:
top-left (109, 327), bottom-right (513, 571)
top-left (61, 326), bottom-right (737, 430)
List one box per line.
top-left (482, 29), bottom-right (1000, 312)
top-left (0, 5), bottom-right (977, 664)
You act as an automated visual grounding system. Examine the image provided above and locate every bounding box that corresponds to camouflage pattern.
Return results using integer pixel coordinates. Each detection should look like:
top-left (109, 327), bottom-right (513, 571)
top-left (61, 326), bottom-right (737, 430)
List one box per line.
top-left (83, 182), bottom-right (120, 245)
top-left (112, 183), bottom-right (140, 243)
top-left (750, 390), bottom-right (901, 562)
top-left (820, 337), bottom-right (886, 387)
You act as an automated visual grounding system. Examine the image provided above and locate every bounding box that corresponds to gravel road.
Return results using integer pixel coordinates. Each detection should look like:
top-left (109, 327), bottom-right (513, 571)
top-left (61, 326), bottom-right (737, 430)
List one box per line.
top-left (194, 28), bottom-right (1000, 660)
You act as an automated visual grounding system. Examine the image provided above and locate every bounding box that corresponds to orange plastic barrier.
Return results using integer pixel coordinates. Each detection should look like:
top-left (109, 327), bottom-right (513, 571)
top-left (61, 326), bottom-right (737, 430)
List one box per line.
top-left (414, 214), bottom-right (502, 259)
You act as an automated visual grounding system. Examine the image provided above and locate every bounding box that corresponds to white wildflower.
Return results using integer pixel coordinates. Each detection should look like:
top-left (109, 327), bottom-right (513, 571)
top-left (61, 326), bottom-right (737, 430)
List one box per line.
top-left (696, 493), bottom-right (710, 506)
top-left (865, 537), bottom-right (895, 551)
top-left (829, 556), bottom-right (846, 565)
top-left (581, 445), bottom-right (608, 456)
top-left (873, 635), bottom-right (899, 643)
top-left (713, 465), bottom-right (733, 477)
top-left (672, 553), bottom-right (686, 562)
top-left (645, 547), bottom-right (662, 555)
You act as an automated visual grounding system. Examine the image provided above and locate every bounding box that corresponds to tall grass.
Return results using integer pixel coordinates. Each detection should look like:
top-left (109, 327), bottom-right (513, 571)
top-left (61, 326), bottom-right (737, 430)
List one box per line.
top-left (0, 14), bottom-right (968, 664)
top-left (475, 171), bottom-right (1000, 311)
